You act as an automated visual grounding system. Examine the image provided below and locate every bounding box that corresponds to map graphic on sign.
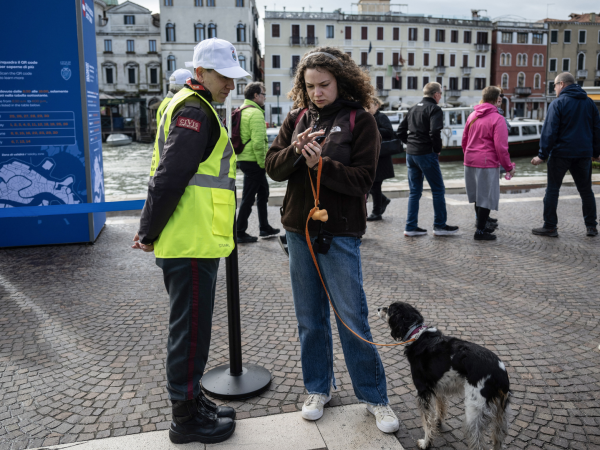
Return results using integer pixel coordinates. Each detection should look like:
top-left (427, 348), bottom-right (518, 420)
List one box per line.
top-left (0, 160), bottom-right (80, 208)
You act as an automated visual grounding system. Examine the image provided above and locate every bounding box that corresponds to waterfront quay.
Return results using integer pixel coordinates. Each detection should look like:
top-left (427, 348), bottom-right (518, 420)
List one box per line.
top-left (1, 185), bottom-right (599, 450)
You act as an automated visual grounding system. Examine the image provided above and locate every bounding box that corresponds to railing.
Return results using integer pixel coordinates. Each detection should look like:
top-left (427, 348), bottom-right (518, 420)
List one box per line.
top-left (360, 64), bottom-right (372, 70)
top-left (447, 89), bottom-right (461, 98)
top-left (577, 69), bottom-right (588, 79)
top-left (305, 36), bottom-right (319, 46)
top-left (475, 43), bottom-right (490, 51)
top-left (515, 86), bottom-right (532, 95)
top-left (289, 36), bottom-right (302, 46)
top-left (391, 65), bottom-right (403, 73)
top-left (376, 89), bottom-right (390, 96)
top-left (461, 66), bottom-right (472, 75)
top-left (288, 36), bottom-right (318, 46)
top-left (434, 65), bottom-right (446, 74)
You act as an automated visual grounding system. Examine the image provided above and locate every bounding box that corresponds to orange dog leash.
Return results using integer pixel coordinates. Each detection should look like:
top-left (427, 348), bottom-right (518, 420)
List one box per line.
top-left (304, 157), bottom-right (415, 347)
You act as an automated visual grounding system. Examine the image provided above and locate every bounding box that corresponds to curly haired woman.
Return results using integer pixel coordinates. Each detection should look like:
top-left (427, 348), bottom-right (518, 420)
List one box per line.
top-left (265, 47), bottom-right (399, 433)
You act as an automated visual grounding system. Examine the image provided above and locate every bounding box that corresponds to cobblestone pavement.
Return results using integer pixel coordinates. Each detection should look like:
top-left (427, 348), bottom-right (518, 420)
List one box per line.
top-left (1, 185), bottom-right (599, 450)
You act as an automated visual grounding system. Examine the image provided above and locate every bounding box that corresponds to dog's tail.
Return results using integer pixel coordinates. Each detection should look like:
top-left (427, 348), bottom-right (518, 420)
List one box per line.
top-left (490, 391), bottom-right (512, 450)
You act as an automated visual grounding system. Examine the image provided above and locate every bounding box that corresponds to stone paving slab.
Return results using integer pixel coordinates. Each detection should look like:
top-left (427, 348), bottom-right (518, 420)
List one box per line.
top-left (1, 185), bottom-right (600, 450)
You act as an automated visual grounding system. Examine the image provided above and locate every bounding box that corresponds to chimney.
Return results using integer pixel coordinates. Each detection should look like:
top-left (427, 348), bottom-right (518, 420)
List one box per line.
top-left (591, 12), bottom-right (597, 22)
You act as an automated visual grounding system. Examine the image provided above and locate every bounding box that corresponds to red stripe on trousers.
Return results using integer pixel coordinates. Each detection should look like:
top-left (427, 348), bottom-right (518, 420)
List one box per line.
top-left (187, 259), bottom-right (200, 400)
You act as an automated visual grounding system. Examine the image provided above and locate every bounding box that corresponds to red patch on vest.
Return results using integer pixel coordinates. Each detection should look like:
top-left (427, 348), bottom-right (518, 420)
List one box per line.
top-left (186, 78), bottom-right (205, 90)
top-left (176, 116), bottom-right (201, 132)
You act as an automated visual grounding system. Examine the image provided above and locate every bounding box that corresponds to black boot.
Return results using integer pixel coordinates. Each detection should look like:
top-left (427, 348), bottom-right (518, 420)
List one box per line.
top-left (197, 390), bottom-right (236, 419)
top-left (169, 399), bottom-right (235, 444)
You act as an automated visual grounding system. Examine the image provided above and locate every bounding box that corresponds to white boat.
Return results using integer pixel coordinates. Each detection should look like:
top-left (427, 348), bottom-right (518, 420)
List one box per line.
top-left (105, 133), bottom-right (132, 146)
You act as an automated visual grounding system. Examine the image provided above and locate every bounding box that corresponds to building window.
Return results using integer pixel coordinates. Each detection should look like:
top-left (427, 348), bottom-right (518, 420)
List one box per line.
top-left (167, 55), bottom-right (176, 71)
top-left (128, 67), bottom-right (136, 84)
top-left (534, 74), bottom-right (541, 89)
top-left (450, 54), bottom-right (456, 67)
top-left (463, 54), bottom-right (468, 67)
top-left (474, 78), bottom-right (486, 90)
top-left (326, 25), bottom-right (334, 39)
top-left (236, 83), bottom-right (246, 95)
top-left (423, 76), bottom-right (429, 87)
top-left (392, 52), bottom-right (400, 66)
top-left (149, 40), bottom-right (157, 52)
top-left (516, 32), bottom-right (528, 44)
top-left (361, 26), bottom-right (368, 40)
top-left (208, 23), bottom-right (217, 38)
top-left (345, 26), bottom-right (352, 40)
top-left (291, 55), bottom-right (300, 71)
top-left (549, 58), bottom-right (557, 72)
top-left (164, 0), bottom-right (172, 5)
top-left (272, 55), bottom-right (280, 68)
top-left (392, 76), bottom-right (401, 89)
top-left (463, 30), bottom-right (471, 43)
top-left (562, 58), bottom-right (570, 71)
top-left (577, 53), bottom-right (585, 70)
top-left (195, 0), bottom-right (202, 5)
top-left (423, 53), bottom-right (430, 66)
top-left (501, 73), bottom-right (508, 89)
top-left (105, 67), bottom-right (114, 84)
top-left (376, 76), bottom-right (384, 90)
top-left (206, 0), bottom-right (215, 5)
top-left (166, 23), bottom-right (176, 42)
top-left (564, 30), bottom-right (571, 43)
top-left (239, 55), bottom-right (246, 70)
top-left (517, 72), bottom-right (525, 87)
top-left (408, 28), bottom-right (417, 41)
top-left (436, 76), bottom-right (443, 85)
top-left (579, 30), bottom-right (586, 44)
top-left (306, 25), bottom-right (316, 46)
top-left (532, 33), bottom-right (543, 44)
top-left (437, 53), bottom-right (445, 66)
top-left (550, 30), bottom-right (558, 43)
top-left (424, 28), bottom-right (430, 42)
top-left (377, 27), bottom-right (384, 40)
top-left (361, 52), bottom-right (368, 66)
top-left (272, 24), bottom-right (280, 38)
top-left (449, 77), bottom-right (458, 90)
top-left (237, 24), bottom-right (246, 42)
top-left (377, 52), bottom-right (384, 66)
top-left (597, 53), bottom-right (600, 70)
top-left (236, 0), bottom-right (243, 6)
top-left (501, 32), bottom-right (512, 43)
top-left (124, 15), bottom-right (135, 25)
top-left (451, 30), bottom-right (458, 43)
top-left (272, 81), bottom-right (281, 96)
top-left (407, 76), bottom-right (418, 90)
top-left (127, 40), bottom-right (135, 53)
top-left (150, 68), bottom-right (158, 84)
top-left (476, 55), bottom-right (485, 68)
top-left (104, 39), bottom-right (112, 52)
top-left (476, 32), bottom-right (488, 44)
top-left (195, 24), bottom-right (205, 42)
top-left (407, 52), bottom-right (414, 66)
top-left (462, 77), bottom-right (470, 90)
top-left (517, 53), bottom-right (527, 66)
top-left (435, 29), bottom-right (445, 42)
top-left (393, 27), bottom-right (399, 41)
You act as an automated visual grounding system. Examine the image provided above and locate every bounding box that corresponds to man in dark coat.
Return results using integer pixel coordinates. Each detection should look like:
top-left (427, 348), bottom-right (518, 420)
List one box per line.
top-left (531, 72), bottom-right (600, 237)
top-left (367, 98), bottom-right (396, 221)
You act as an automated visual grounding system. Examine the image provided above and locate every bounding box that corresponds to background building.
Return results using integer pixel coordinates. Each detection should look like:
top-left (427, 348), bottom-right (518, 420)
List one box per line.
top-left (545, 13), bottom-right (600, 101)
top-left (263, 1), bottom-right (493, 124)
top-left (159, 0), bottom-right (262, 108)
top-left (95, 0), bottom-right (162, 106)
top-left (491, 21), bottom-right (548, 119)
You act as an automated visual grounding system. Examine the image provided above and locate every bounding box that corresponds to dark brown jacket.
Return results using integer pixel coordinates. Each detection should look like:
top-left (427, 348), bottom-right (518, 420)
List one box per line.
top-left (265, 99), bottom-right (380, 237)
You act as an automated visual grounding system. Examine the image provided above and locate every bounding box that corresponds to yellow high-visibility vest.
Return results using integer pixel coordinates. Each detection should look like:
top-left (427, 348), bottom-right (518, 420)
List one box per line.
top-left (155, 93), bottom-right (173, 132)
top-left (150, 88), bottom-right (236, 258)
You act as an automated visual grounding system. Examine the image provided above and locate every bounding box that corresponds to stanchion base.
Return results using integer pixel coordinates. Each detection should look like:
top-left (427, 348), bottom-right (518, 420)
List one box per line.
top-left (201, 364), bottom-right (271, 400)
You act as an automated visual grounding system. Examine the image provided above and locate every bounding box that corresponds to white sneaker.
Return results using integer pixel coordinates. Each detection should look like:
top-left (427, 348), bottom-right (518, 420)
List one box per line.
top-left (366, 404), bottom-right (400, 433)
top-left (302, 393), bottom-right (331, 421)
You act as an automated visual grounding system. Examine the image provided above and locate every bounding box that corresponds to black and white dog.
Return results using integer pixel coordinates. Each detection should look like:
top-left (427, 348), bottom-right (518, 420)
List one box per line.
top-left (378, 302), bottom-right (511, 450)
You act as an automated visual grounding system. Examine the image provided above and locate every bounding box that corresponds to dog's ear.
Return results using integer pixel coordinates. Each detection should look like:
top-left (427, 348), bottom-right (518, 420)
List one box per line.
top-left (387, 302), bottom-right (425, 341)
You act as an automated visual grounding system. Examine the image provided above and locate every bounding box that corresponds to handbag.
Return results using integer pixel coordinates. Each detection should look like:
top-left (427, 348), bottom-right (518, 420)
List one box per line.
top-left (379, 139), bottom-right (402, 157)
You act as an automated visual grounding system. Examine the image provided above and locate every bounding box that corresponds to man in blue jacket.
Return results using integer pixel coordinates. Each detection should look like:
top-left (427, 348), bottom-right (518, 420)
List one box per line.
top-left (531, 72), bottom-right (600, 237)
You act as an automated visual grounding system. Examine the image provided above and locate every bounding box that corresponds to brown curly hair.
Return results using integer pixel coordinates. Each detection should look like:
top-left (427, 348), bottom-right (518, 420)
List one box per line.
top-left (288, 47), bottom-right (374, 109)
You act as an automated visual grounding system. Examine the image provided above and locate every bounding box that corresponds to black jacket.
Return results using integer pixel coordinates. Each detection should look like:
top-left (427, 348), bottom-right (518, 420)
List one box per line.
top-left (373, 111), bottom-right (395, 182)
top-left (397, 97), bottom-right (443, 155)
top-left (138, 80), bottom-right (221, 245)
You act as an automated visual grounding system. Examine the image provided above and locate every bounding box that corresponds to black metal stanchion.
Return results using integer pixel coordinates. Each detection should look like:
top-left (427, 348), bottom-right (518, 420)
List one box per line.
top-left (201, 191), bottom-right (271, 400)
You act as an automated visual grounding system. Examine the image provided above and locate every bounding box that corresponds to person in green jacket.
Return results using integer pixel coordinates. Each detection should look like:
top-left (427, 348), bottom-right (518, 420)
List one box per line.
top-left (236, 82), bottom-right (280, 243)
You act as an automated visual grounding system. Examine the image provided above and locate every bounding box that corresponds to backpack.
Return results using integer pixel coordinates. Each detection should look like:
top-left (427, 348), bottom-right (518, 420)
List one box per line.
top-left (230, 104), bottom-right (255, 155)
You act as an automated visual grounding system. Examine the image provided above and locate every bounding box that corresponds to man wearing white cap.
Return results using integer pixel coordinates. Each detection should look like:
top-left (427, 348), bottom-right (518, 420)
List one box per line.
top-left (156, 68), bottom-right (192, 126)
top-left (132, 38), bottom-right (250, 445)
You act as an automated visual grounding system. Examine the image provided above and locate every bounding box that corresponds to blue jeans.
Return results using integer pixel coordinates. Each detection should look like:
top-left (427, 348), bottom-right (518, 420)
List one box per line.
top-left (543, 156), bottom-right (598, 229)
top-left (286, 231), bottom-right (389, 406)
top-left (405, 153), bottom-right (447, 230)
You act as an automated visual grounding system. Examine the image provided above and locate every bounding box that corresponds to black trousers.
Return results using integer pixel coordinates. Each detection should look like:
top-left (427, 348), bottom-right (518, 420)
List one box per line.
top-left (369, 181), bottom-right (389, 214)
top-left (237, 161), bottom-right (270, 233)
top-left (156, 257), bottom-right (220, 401)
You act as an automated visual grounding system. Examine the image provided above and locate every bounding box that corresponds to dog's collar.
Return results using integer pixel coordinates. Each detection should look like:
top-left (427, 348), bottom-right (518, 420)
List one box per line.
top-left (403, 323), bottom-right (427, 342)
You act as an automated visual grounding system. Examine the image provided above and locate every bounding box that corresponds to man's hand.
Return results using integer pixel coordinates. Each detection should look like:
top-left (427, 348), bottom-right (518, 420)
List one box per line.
top-left (531, 156), bottom-right (545, 166)
top-left (132, 233), bottom-right (154, 252)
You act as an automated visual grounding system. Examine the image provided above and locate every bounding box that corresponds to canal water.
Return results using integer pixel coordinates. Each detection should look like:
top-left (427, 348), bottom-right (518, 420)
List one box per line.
top-left (102, 142), bottom-right (599, 197)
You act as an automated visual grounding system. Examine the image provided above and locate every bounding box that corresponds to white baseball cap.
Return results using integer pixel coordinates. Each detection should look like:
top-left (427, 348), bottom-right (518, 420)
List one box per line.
top-left (185, 38), bottom-right (250, 79)
top-left (169, 69), bottom-right (193, 85)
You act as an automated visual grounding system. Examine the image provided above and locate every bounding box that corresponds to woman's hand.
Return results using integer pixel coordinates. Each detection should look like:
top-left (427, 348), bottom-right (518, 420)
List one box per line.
top-left (292, 128), bottom-right (325, 154)
top-left (508, 168), bottom-right (515, 178)
top-left (302, 141), bottom-right (322, 168)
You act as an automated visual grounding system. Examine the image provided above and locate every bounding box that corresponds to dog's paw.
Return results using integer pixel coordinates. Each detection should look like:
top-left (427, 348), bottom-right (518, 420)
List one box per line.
top-left (417, 439), bottom-right (429, 449)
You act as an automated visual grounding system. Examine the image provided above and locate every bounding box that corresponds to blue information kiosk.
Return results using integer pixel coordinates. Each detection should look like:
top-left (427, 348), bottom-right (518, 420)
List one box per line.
top-left (0, 0), bottom-right (106, 247)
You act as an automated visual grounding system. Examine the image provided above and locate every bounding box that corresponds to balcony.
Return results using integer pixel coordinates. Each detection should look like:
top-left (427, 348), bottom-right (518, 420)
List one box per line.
top-left (475, 43), bottom-right (490, 52)
top-left (360, 64), bottom-right (372, 70)
top-left (447, 90), bottom-right (461, 99)
top-left (289, 36), bottom-right (302, 46)
top-left (515, 86), bottom-right (532, 96)
top-left (289, 67), bottom-right (298, 77)
top-left (376, 89), bottom-right (390, 97)
top-left (288, 36), bottom-right (319, 46)
top-left (577, 69), bottom-right (588, 79)
top-left (434, 65), bottom-right (446, 74)
top-left (305, 36), bottom-right (319, 46)
top-left (391, 65), bottom-right (403, 73)
top-left (461, 66), bottom-right (472, 75)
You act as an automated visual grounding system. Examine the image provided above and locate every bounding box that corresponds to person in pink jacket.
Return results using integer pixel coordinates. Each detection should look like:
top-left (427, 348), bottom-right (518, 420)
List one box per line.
top-left (462, 86), bottom-right (515, 241)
